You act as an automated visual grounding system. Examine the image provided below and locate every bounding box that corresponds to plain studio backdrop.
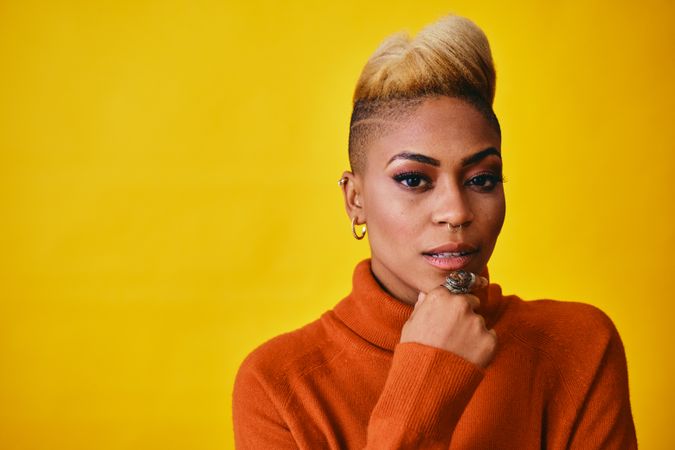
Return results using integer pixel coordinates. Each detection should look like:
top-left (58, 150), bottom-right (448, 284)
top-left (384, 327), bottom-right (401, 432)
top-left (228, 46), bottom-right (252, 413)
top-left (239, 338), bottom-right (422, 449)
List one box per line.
top-left (1, 0), bottom-right (673, 448)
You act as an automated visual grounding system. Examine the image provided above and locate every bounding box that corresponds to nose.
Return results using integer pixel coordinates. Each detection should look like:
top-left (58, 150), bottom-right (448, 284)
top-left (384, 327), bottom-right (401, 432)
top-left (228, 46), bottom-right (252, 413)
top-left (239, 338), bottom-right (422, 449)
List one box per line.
top-left (430, 180), bottom-right (475, 228)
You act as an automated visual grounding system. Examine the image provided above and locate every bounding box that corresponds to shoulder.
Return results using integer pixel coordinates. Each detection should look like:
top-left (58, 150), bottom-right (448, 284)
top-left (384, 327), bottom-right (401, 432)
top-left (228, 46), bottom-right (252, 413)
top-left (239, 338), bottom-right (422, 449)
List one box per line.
top-left (501, 295), bottom-right (622, 370)
top-left (498, 294), bottom-right (635, 437)
top-left (499, 295), bottom-right (629, 404)
top-left (233, 312), bottom-right (341, 404)
top-left (507, 296), bottom-right (617, 339)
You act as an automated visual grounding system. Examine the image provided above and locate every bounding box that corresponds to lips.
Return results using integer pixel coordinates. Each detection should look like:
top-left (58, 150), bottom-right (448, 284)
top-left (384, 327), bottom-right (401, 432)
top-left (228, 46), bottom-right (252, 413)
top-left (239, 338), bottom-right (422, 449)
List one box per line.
top-left (423, 242), bottom-right (479, 271)
top-left (424, 242), bottom-right (478, 255)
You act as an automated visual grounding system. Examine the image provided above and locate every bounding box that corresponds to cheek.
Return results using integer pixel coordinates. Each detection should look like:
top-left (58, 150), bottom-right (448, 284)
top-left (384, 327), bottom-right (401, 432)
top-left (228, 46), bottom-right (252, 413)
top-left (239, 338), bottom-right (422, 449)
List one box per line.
top-left (476, 194), bottom-right (506, 236)
top-left (365, 183), bottom-right (422, 243)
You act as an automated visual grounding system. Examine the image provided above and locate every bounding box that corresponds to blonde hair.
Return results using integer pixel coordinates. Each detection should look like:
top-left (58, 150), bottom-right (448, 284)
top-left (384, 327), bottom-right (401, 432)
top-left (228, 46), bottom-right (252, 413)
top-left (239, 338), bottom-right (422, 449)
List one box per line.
top-left (348, 14), bottom-right (500, 172)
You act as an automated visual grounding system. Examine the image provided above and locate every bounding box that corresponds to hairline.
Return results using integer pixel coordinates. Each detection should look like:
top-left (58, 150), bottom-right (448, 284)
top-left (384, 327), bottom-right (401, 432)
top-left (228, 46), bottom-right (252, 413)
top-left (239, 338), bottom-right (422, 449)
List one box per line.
top-left (348, 94), bottom-right (501, 174)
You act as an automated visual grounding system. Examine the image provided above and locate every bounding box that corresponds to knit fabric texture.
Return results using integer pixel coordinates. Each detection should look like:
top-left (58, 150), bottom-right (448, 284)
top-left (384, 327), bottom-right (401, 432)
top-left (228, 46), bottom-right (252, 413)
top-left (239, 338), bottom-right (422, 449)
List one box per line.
top-left (233, 259), bottom-right (637, 449)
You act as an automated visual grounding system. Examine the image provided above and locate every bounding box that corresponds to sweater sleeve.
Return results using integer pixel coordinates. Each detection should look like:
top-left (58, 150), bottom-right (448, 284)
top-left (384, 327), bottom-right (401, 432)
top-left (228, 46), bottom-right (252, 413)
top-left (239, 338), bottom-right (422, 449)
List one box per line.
top-left (364, 341), bottom-right (485, 449)
top-left (545, 307), bottom-right (638, 450)
top-left (565, 324), bottom-right (638, 449)
top-left (233, 341), bottom-right (485, 450)
top-left (232, 360), bottom-right (299, 450)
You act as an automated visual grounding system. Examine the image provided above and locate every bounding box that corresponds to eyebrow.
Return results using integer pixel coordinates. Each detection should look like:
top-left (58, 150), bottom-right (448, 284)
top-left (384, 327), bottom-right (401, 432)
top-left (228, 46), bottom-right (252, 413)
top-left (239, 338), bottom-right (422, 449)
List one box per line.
top-left (386, 147), bottom-right (501, 168)
top-left (386, 152), bottom-right (441, 167)
top-left (461, 147), bottom-right (501, 166)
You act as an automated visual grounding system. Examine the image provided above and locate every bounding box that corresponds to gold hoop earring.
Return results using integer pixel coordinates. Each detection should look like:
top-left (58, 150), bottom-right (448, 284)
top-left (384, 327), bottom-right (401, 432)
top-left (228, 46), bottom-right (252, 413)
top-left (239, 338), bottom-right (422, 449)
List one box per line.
top-left (351, 217), bottom-right (366, 240)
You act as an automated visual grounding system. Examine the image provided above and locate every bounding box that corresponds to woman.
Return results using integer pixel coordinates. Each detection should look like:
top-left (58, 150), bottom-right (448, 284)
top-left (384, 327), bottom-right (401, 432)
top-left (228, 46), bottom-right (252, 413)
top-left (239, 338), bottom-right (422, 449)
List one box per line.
top-left (232, 13), bottom-right (637, 449)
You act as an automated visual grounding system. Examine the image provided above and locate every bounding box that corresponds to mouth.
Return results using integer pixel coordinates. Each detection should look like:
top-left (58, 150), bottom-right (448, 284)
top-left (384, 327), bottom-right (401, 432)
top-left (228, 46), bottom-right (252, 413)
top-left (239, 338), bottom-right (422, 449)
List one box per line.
top-left (424, 250), bottom-right (474, 258)
top-left (422, 243), bottom-right (479, 271)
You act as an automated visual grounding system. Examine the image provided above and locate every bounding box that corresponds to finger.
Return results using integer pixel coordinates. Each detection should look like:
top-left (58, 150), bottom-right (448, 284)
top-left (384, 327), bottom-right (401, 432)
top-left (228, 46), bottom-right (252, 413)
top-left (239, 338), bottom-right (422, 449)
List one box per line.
top-left (471, 275), bottom-right (489, 291)
top-left (477, 314), bottom-right (487, 329)
top-left (414, 292), bottom-right (426, 309)
top-left (408, 292), bottom-right (426, 320)
top-left (464, 294), bottom-right (480, 311)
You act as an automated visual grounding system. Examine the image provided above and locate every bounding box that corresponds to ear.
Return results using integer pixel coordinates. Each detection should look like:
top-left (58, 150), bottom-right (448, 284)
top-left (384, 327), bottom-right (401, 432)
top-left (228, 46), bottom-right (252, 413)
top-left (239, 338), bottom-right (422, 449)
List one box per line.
top-left (339, 170), bottom-right (365, 224)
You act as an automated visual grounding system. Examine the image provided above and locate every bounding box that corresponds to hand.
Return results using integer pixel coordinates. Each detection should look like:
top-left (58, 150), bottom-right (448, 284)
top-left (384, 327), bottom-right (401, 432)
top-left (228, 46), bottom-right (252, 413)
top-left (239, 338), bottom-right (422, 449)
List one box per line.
top-left (400, 276), bottom-right (497, 368)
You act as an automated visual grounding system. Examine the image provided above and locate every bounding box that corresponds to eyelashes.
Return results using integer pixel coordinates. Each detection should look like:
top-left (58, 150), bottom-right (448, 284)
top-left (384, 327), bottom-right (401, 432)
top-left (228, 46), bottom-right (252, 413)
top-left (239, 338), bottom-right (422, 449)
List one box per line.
top-left (392, 171), bottom-right (432, 189)
top-left (392, 170), bottom-right (505, 192)
top-left (466, 173), bottom-right (505, 191)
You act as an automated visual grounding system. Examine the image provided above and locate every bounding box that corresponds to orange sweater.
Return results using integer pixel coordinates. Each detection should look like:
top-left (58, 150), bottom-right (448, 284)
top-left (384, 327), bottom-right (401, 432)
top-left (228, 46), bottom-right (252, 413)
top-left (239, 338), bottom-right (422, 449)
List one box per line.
top-left (232, 260), bottom-right (637, 449)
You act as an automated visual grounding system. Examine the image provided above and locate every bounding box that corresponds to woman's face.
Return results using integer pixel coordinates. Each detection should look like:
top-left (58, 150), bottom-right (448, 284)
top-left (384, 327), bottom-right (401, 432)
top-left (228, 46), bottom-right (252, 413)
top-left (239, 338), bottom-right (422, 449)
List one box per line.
top-left (343, 96), bottom-right (505, 304)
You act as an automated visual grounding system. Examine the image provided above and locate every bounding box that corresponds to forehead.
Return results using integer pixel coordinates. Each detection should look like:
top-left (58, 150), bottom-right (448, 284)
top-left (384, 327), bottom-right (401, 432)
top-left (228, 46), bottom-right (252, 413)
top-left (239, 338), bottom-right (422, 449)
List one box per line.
top-left (366, 96), bottom-right (501, 168)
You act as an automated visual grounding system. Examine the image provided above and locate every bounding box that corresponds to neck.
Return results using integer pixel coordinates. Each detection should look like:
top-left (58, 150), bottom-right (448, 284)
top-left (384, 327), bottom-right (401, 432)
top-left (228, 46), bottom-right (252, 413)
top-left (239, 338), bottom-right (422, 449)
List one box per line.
top-left (332, 259), bottom-right (502, 352)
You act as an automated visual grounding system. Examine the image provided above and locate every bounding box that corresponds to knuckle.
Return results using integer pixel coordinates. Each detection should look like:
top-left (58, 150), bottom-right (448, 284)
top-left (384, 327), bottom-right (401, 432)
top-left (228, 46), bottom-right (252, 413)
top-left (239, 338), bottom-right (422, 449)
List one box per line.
top-left (424, 287), bottom-right (444, 302)
top-left (471, 316), bottom-right (484, 331)
top-left (428, 285), bottom-right (451, 300)
top-left (485, 332), bottom-right (497, 349)
top-left (457, 298), bottom-right (472, 312)
top-left (466, 294), bottom-right (480, 308)
top-left (480, 336), bottom-right (496, 356)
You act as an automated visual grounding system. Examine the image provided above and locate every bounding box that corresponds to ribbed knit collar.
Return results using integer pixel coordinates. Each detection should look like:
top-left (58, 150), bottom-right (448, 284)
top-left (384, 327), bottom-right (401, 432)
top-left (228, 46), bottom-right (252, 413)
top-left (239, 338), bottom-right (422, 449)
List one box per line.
top-left (332, 259), bottom-right (504, 352)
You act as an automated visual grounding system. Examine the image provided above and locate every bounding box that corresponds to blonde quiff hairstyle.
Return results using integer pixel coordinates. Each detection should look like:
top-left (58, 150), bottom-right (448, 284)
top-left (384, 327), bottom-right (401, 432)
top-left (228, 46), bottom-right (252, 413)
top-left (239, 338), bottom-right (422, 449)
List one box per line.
top-left (348, 14), bottom-right (500, 173)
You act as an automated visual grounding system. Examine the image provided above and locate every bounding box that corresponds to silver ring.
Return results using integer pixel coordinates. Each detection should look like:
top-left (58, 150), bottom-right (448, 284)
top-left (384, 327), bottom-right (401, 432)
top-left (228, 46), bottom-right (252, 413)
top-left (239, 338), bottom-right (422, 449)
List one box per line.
top-left (443, 270), bottom-right (476, 294)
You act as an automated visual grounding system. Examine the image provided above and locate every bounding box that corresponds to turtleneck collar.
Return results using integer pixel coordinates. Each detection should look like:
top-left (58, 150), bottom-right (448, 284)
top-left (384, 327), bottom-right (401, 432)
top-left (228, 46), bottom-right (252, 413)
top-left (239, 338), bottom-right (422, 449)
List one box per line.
top-left (332, 259), bottom-right (505, 352)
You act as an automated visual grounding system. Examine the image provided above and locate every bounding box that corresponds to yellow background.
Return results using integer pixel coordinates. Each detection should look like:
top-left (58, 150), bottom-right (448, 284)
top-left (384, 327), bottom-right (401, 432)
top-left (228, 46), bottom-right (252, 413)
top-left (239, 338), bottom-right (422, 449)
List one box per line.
top-left (1, 0), bottom-right (673, 448)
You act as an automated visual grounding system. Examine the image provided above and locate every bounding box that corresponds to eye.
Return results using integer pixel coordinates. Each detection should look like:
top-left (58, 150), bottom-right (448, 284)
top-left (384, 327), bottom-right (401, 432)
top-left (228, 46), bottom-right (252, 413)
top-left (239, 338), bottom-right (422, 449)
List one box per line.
top-left (392, 171), bottom-right (432, 190)
top-left (465, 172), bottom-right (504, 192)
